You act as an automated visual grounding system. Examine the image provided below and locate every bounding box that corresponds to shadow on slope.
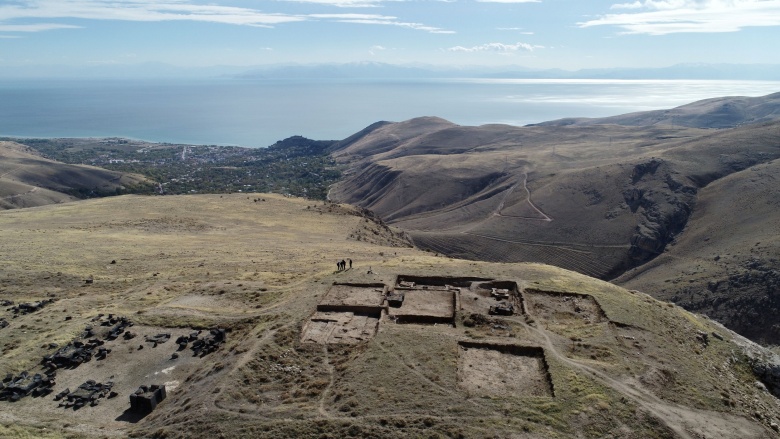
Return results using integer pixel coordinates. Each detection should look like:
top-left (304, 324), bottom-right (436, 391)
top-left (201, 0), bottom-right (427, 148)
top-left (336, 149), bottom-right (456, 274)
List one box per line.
top-left (329, 117), bottom-right (780, 286)
top-left (0, 141), bottom-right (151, 210)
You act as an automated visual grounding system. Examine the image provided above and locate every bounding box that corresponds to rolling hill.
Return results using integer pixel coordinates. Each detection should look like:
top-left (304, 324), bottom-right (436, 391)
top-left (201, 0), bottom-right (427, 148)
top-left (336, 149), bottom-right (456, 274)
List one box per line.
top-left (0, 141), bottom-right (151, 210)
top-left (1, 193), bottom-right (779, 438)
top-left (534, 91), bottom-right (780, 128)
top-left (327, 93), bottom-right (780, 344)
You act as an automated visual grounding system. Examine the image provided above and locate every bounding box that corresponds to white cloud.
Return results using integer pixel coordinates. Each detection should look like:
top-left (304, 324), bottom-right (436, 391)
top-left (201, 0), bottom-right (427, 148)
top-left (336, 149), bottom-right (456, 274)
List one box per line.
top-left (0, 0), bottom-right (450, 35)
top-left (336, 18), bottom-right (455, 33)
top-left (447, 42), bottom-right (542, 52)
top-left (476, 0), bottom-right (540, 3)
top-left (0, 0), bottom-right (305, 28)
top-left (279, 0), bottom-right (386, 7)
top-left (582, 0), bottom-right (780, 35)
top-left (0, 23), bottom-right (82, 32)
top-left (496, 27), bottom-right (534, 34)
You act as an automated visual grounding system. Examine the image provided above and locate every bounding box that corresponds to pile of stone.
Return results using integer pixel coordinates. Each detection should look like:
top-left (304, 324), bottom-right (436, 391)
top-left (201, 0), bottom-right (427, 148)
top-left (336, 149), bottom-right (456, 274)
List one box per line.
top-left (188, 329), bottom-right (226, 357)
top-left (105, 316), bottom-right (133, 340)
top-left (0, 318), bottom-right (8, 329)
top-left (55, 380), bottom-right (116, 409)
top-left (0, 299), bottom-right (13, 306)
top-left (489, 301), bottom-right (514, 316)
top-left (175, 331), bottom-right (201, 349)
top-left (129, 384), bottom-right (167, 414)
top-left (83, 314), bottom-right (133, 340)
top-left (43, 339), bottom-right (108, 370)
top-left (9, 299), bottom-right (55, 315)
top-left (0, 371), bottom-right (56, 402)
top-left (145, 333), bottom-right (171, 347)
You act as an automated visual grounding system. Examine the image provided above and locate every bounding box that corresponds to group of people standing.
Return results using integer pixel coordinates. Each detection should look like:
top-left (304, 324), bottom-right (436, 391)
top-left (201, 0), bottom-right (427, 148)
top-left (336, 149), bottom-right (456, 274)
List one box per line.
top-left (336, 258), bottom-right (352, 271)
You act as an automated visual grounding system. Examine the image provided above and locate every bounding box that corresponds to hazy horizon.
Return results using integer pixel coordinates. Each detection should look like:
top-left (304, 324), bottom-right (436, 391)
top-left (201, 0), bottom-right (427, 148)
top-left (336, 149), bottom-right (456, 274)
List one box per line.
top-left (2, 77), bottom-right (778, 148)
top-left (1, 1), bottom-right (778, 73)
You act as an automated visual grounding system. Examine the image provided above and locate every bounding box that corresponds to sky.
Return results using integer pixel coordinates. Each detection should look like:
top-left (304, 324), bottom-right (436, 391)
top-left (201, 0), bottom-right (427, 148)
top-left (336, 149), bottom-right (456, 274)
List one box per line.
top-left (1, 0), bottom-right (779, 71)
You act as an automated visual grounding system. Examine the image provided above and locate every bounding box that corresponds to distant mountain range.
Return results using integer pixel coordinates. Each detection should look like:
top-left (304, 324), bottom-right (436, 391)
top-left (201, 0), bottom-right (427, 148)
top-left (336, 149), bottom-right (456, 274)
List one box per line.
top-left (3, 61), bottom-right (780, 80)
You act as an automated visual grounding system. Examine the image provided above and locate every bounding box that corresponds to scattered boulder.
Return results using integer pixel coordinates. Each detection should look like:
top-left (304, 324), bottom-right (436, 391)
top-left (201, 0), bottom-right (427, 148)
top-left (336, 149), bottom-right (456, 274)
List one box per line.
top-left (9, 299), bottom-right (55, 315)
top-left (0, 371), bottom-right (55, 402)
top-left (191, 328), bottom-right (226, 357)
top-left (145, 333), bottom-right (171, 345)
top-left (43, 338), bottom-right (109, 370)
top-left (58, 380), bottom-right (113, 410)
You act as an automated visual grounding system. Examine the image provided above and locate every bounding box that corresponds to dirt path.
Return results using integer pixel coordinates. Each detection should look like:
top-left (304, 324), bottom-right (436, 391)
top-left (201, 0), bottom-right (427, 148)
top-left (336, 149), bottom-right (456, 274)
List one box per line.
top-left (0, 186), bottom-right (38, 201)
top-left (317, 345), bottom-right (336, 418)
top-left (0, 165), bottom-right (23, 178)
top-left (526, 325), bottom-right (770, 439)
top-left (459, 172), bottom-right (551, 236)
top-left (495, 172), bottom-right (552, 222)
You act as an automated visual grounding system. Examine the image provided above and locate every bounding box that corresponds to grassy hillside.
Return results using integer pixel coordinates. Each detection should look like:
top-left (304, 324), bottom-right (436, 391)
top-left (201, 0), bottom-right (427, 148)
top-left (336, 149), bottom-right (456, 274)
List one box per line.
top-left (0, 141), bottom-right (151, 210)
top-left (1, 194), bottom-right (778, 438)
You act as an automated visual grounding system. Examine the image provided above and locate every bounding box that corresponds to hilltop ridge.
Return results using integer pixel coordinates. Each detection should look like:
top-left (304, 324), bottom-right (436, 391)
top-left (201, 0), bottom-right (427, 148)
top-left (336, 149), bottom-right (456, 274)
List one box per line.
top-left (0, 194), bottom-right (779, 438)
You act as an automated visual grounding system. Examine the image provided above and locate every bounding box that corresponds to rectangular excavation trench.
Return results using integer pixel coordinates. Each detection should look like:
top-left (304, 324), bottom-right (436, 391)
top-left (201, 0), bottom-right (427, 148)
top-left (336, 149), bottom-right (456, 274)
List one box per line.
top-left (301, 311), bottom-right (380, 345)
top-left (317, 282), bottom-right (387, 314)
top-left (461, 280), bottom-right (525, 317)
top-left (395, 275), bottom-right (491, 291)
top-left (457, 341), bottom-right (554, 398)
top-left (387, 289), bottom-right (456, 325)
top-left (302, 282), bottom-right (387, 344)
top-left (522, 289), bottom-right (606, 324)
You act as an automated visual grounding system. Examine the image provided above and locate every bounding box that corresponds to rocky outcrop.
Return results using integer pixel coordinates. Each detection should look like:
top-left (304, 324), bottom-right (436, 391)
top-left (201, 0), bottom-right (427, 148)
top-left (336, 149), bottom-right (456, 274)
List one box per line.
top-left (671, 259), bottom-right (780, 345)
top-left (623, 159), bottom-right (697, 265)
top-left (731, 330), bottom-right (780, 399)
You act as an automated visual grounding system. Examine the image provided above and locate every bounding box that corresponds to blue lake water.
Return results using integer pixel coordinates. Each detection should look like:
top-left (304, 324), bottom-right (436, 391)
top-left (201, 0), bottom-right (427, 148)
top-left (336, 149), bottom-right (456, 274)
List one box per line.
top-left (1, 78), bottom-right (779, 148)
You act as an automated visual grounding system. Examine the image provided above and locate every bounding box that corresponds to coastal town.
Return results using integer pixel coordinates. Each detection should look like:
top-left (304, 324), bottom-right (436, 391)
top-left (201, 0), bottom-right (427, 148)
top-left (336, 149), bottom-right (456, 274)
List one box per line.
top-left (10, 136), bottom-right (341, 199)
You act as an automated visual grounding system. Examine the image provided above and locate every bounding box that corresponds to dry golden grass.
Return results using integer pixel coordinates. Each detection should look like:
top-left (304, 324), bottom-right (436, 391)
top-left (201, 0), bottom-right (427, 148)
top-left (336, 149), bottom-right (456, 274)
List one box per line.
top-left (0, 194), bottom-right (778, 439)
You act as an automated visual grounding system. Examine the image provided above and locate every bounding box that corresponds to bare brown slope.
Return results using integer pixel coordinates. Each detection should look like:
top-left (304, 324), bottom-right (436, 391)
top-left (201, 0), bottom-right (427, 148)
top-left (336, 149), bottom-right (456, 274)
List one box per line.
top-left (615, 159), bottom-right (780, 344)
top-left (329, 119), bottom-right (780, 282)
top-left (0, 141), bottom-right (150, 209)
top-left (536, 91), bottom-right (780, 128)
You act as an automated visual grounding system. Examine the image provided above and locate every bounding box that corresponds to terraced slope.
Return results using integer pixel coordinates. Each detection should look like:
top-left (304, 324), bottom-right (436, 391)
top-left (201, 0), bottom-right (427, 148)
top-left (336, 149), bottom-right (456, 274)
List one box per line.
top-left (329, 117), bottom-right (780, 281)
